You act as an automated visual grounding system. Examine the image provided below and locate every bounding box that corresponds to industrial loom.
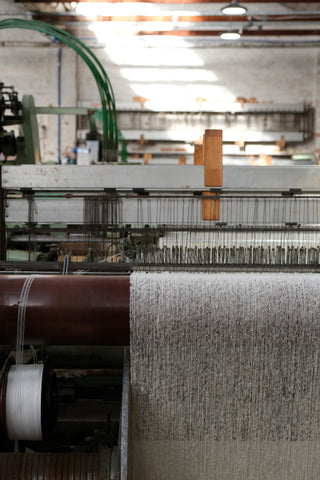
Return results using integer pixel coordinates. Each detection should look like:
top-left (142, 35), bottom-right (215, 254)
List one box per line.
top-left (3, 130), bottom-right (320, 269)
top-left (1, 130), bottom-right (320, 479)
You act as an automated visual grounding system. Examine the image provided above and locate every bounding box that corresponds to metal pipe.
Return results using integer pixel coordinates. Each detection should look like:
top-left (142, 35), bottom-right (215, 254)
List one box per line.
top-left (0, 275), bottom-right (130, 345)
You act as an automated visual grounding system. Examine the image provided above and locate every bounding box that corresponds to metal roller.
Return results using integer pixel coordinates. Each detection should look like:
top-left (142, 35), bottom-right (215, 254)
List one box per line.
top-left (0, 275), bottom-right (130, 345)
top-left (0, 452), bottom-right (102, 479)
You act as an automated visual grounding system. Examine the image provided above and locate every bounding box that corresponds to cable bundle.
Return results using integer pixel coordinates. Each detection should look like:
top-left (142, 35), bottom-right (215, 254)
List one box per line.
top-left (0, 18), bottom-right (118, 161)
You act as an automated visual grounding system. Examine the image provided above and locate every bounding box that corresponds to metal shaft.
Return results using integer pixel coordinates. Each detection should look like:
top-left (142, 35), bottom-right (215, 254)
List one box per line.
top-left (0, 275), bottom-right (130, 345)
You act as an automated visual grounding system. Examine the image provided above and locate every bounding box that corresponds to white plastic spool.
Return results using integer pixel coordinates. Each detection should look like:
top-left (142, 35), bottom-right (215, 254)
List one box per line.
top-left (5, 364), bottom-right (44, 441)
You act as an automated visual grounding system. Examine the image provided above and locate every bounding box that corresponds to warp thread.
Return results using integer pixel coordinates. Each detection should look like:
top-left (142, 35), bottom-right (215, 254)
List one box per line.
top-left (130, 272), bottom-right (320, 480)
top-left (16, 275), bottom-right (36, 365)
top-left (62, 254), bottom-right (70, 275)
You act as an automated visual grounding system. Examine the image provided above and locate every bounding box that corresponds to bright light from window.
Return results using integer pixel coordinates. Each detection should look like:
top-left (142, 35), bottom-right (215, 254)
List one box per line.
top-left (88, 22), bottom-right (135, 41)
top-left (120, 68), bottom-right (218, 82)
top-left (220, 31), bottom-right (241, 40)
top-left (105, 46), bottom-right (204, 67)
top-left (77, 3), bottom-right (113, 15)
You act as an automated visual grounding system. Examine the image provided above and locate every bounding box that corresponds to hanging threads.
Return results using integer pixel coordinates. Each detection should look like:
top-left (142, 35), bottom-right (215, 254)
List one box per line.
top-left (16, 275), bottom-right (36, 365)
top-left (62, 254), bottom-right (70, 275)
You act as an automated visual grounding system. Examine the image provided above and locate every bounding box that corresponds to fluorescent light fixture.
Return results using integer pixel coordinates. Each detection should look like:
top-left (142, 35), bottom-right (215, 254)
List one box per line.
top-left (220, 31), bottom-right (241, 40)
top-left (221, 2), bottom-right (247, 15)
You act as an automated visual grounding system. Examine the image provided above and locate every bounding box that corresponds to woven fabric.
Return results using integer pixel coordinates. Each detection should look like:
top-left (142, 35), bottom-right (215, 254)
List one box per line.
top-left (130, 272), bottom-right (320, 480)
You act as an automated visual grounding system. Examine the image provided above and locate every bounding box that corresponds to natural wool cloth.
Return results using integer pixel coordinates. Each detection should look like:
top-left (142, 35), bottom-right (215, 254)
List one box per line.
top-left (130, 272), bottom-right (320, 480)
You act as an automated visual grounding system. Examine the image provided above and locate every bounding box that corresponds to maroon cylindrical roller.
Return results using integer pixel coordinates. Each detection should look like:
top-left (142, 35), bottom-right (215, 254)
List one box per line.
top-left (0, 275), bottom-right (130, 345)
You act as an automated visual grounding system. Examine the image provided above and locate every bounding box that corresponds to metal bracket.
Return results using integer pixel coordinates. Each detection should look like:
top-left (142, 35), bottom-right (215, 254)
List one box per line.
top-left (285, 222), bottom-right (300, 227)
top-left (209, 187), bottom-right (223, 194)
top-left (21, 187), bottom-right (34, 197)
top-left (282, 188), bottom-right (303, 197)
top-left (132, 188), bottom-right (149, 196)
top-left (215, 222), bottom-right (228, 227)
top-left (104, 188), bottom-right (118, 194)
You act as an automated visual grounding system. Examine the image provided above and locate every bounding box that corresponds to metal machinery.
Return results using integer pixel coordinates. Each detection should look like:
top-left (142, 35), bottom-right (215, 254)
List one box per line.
top-left (0, 81), bottom-right (107, 169)
top-left (0, 275), bottom-right (130, 478)
top-left (3, 153), bottom-right (320, 269)
top-left (0, 83), bottom-right (38, 165)
top-left (1, 92), bottom-right (320, 477)
top-left (0, 82), bottom-right (130, 477)
top-left (0, 83), bottom-right (23, 159)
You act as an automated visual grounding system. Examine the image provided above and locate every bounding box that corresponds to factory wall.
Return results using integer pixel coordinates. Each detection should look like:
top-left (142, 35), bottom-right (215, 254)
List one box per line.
top-left (1, 43), bottom-right (320, 161)
top-left (81, 45), bottom-right (320, 154)
top-left (85, 46), bottom-right (318, 106)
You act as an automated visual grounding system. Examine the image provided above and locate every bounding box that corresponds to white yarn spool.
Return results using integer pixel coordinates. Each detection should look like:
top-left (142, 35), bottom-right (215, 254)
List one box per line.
top-left (5, 364), bottom-right (44, 441)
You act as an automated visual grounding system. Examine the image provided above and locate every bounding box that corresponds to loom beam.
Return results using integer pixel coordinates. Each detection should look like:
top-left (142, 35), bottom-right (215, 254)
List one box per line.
top-left (0, 275), bottom-right (130, 345)
top-left (0, 452), bottom-right (101, 478)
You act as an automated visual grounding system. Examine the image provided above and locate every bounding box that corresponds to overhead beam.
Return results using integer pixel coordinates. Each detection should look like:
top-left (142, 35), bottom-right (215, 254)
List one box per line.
top-left (137, 29), bottom-right (320, 36)
top-left (14, 0), bottom-right (320, 4)
top-left (31, 19), bottom-right (320, 36)
top-left (29, 12), bottom-right (320, 37)
top-left (30, 14), bottom-right (320, 23)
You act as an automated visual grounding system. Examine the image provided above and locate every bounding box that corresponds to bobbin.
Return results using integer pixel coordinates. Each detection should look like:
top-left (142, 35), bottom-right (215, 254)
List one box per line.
top-left (0, 361), bottom-right (57, 441)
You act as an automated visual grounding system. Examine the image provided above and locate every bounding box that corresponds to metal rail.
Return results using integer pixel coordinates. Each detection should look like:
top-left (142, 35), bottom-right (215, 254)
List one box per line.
top-left (3, 165), bottom-right (320, 192)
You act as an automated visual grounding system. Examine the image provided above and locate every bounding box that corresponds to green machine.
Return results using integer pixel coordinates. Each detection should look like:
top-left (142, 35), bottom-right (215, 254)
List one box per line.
top-left (0, 82), bottom-right (101, 165)
top-left (0, 18), bottom-right (120, 164)
top-left (0, 83), bottom-right (40, 164)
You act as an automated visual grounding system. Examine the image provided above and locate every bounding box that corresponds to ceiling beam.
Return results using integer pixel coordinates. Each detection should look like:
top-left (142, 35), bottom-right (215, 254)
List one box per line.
top-left (13, 0), bottom-right (320, 4)
top-left (30, 14), bottom-right (320, 22)
top-left (136, 29), bottom-right (320, 35)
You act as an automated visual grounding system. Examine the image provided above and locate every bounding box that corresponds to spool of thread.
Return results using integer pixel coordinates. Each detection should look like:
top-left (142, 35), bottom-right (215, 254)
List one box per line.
top-left (0, 363), bottom-right (57, 441)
